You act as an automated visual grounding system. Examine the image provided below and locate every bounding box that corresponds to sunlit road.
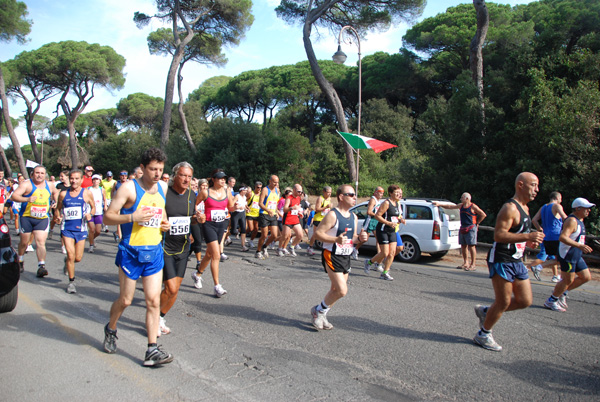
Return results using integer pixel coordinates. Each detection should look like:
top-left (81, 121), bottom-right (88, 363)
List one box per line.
top-left (1, 230), bottom-right (599, 401)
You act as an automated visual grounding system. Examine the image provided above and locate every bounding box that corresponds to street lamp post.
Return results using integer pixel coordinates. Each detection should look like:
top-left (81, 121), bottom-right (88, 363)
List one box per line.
top-left (333, 25), bottom-right (361, 195)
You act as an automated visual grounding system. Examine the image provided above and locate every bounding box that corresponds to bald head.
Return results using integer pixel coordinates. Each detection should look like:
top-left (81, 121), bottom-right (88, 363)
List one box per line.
top-left (515, 172), bottom-right (539, 203)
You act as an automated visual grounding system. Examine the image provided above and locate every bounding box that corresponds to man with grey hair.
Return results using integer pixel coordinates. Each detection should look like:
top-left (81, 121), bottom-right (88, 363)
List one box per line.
top-left (434, 193), bottom-right (487, 270)
top-left (158, 161), bottom-right (196, 336)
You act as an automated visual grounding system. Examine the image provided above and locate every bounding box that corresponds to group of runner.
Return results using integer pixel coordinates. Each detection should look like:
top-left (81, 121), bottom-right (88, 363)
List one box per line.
top-left (1, 156), bottom-right (596, 364)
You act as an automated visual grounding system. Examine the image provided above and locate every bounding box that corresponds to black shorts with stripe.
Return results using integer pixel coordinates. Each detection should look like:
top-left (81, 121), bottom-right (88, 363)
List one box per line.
top-left (321, 249), bottom-right (351, 274)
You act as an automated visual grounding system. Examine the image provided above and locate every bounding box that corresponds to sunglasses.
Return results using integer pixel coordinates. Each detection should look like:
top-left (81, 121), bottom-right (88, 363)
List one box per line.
top-left (343, 193), bottom-right (356, 197)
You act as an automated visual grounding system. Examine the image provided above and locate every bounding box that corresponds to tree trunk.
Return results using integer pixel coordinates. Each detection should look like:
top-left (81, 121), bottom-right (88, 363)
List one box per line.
top-left (26, 119), bottom-right (42, 164)
top-left (66, 119), bottom-right (79, 169)
top-left (470, 0), bottom-right (489, 135)
top-left (0, 143), bottom-right (12, 178)
top-left (177, 62), bottom-right (197, 154)
top-left (302, 7), bottom-right (357, 183)
top-left (0, 67), bottom-right (28, 178)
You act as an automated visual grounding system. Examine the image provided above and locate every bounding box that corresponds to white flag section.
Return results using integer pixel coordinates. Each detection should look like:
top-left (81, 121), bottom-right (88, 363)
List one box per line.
top-left (26, 160), bottom-right (39, 168)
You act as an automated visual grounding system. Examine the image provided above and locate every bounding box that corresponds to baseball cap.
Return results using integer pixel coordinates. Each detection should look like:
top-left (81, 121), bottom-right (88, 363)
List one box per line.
top-left (213, 171), bottom-right (227, 179)
top-left (572, 197), bottom-right (595, 209)
top-left (85, 165), bottom-right (94, 171)
top-left (92, 174), bottom-right (102, 180)
top-left (106, 171), bottom-right (113, 177)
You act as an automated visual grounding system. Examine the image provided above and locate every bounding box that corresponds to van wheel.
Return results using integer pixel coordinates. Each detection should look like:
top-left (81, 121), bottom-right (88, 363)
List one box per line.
top-left (0, 285), bottom-right (18, 313)
top-left (397, 237), bottom-right (421, 263)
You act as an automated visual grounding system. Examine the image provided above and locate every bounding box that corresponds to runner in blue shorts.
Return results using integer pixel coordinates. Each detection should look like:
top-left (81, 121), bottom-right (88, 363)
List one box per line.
top-left (472, 172), bottom-right (544, 352)
top-left (103, 147), bottom-right (174, 367)
top-left (54, 169), bottom-right (95, 294)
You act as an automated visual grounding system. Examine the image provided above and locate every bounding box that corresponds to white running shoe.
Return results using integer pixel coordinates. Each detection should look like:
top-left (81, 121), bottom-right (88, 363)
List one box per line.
top-left (248, 240), bottom-right (255, 248)
top-left (282, 248), bottom-right (290, 255)
top-left (376, 263), bottom-right (384, 272)
top-left (26, 245), bottom-right (34, 252)
top-left (191, 272), bottom-right (203, 289)
top-left (551, 275), bottom-right (562, 283)
top-left (89, 245), bottom-right (95, 253)
top-left (220, 253), bottom-right (229, 262)
top-left (544, 298), bottom-right (566, 312)
top-left (289, 248), bottom-right (297, 257)
top-left (307, 247), bottom-right (315, 256)
top-left (62, 246), bottom-right (67, 254)
top-left (351, 248), bottom-right (359, 260)
top-left (66, 282), bottom-right (76, 294)
top-left (241, 246), bottom-right (250, 252)
top-left (224, 238), bottom-right (232, 246)
top-left (255, 251), bottom-right (264, 260)
top-left (380, 272), bottom-right (394, 281)
top-left (294, 244), bottom-right (302, 250)
top-left (263, 248), bottom-right (269, 258)
top-left (159, 316), bottom-right (171, 335)
top-left (363, 259), bottom-right (371, 274)
top-left (473, 331), bottom-right (502, 352)
top-left (214, 284), bottom-right (227, 298)
top-left (557, 294), bottom-right (568, 310)
top-left (277, 248), bottom-right (285, 257)
top-left (474, 304), bottom-right (487, 328)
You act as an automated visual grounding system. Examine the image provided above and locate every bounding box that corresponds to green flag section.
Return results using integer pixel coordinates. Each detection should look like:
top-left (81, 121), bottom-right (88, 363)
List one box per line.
top-left (337, 131), bottom-right (397, 153)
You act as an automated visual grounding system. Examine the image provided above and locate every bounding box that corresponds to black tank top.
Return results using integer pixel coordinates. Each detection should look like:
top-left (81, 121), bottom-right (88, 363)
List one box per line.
top-left (163, 186), bottom-right (195, 254)
top-left (376, 199), bottom-right (400, 233)
top-left (488, 199), bottom-right (531, 263)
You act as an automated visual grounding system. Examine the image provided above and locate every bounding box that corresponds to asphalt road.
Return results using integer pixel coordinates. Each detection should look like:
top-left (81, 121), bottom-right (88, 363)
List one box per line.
top-left (1, 229), bottom-right (599, 401)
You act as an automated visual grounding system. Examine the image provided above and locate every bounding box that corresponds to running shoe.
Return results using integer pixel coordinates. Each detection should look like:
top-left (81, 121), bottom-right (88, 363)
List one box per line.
top-left (263, 248), bottom-right (269, 258)
top-left (277, 248), bottom-right (285, 257)
top-left (307, 247), bottom-right (315, 256)
top-left (143, 346), bottom-right (173, 366)
top-left (376, 263), bottom-right (384, 273)
top-left (89, 245), bottom-right (95, 253)
top-left (36, 264), bottom-right (48, 278)
top-left (113, 232), bottom-right (119, 243)
top-left (159, 316), bottom-right (171, 335)
top-left (557, 294), bottom-right (568, 310)
top-left (255, 251), bottom-right (264, 260)
top-left (310, 306), bottom-right (333, 330)
top-left (380, 272), bottom-right (394, 281)
top-left (241, 246), bottom-right (250, 252)
top-left (48, 230), bottom-right (53, 239)
top-left (103, 323), bottom-right (118, 354)
top-left (220, 253), bottom-right (228, 262)
top-left (191, 272), bottom-right (203, 289)
top-left (214, 284), bottom-right (227, 298)
top-left (363, 259), bottom-right (371, 274)
top-left (474, 304), bottom-right (487, 328)
top-left (351, 248), bottom-right (359, 260)
top-left (64, 257), bottom-right (68, 276)
top-left (551, 275), bottom-right (562, 283)
top-left (26, 244), bottom-right (34, 252)
top-left (544, 298), bottom-right (566, 312)
top-left (531, 264), bottom-right (542, 281)
top-left (19, 260), bottom-right (24, 273)
top-left (294, 244), bottom-right (302, 250)
top-left (66, 282), bottom-right (76, 294)
top-left (473, 332), bottom-right (502, 352)
top-left (289, 248), bottom-right (297, 257)
top-left (62, 246), bottom-right (67, 254)
top-left (247, 240), bottom-right (255, 248)
top-left (224, 238), bottom-right (232, 247)
top-left (282, 248), bottom-right (290, 256)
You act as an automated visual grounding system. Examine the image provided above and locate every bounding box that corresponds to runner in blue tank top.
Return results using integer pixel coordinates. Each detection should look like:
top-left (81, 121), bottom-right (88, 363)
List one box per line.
top-left (54, 170), bottom-right (95, 294)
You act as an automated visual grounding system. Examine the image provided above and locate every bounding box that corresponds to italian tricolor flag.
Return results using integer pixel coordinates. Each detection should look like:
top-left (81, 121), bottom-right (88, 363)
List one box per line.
top-left (337, 131), bottom-right (397, 153)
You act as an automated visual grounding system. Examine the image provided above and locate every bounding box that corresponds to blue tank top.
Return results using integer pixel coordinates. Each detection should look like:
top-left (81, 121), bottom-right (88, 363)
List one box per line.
top-left (62, 188), bottom-right (88, 232)
top-left (541, 203), bottom-right (562, 241)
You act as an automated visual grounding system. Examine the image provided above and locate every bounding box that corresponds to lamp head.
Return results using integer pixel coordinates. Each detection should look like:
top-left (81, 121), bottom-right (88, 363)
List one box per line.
top-left (332, 45), bottom-right (347, 64)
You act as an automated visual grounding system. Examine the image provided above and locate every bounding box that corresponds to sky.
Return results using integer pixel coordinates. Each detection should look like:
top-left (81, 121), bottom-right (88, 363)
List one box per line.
top-left (1, 0), bottom-right (536, 148)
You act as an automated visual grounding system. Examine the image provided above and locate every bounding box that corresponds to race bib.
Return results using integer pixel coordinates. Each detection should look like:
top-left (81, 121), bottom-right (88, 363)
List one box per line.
top-left (211, 209), bottom-right (227, 222)
top-left (169, 216), bottom-right (190, 235)
top-left (267, 201), bottom-right (277, 211)
top-left (64, 207), bottom-right (82, 220)
top-left (138, 206), bottom-right (163, 228)
top-left (95, 198), bottom-right (103, 212)
top-left (335, 238), bottom-right (354, 256)
top-left (196, 201), bottom-right (205, 214)
top-left (31, 205), bottom-right (48, 219)
top-left (251, 201), bottom-right (259, 210)
top-left (291, 209), bottom-right (299, 216)
top-left (513, 242), bottom-right (526, 259)
top-left (579, 235), bottom-right (586, 245)
top-left (323, 208), bottom-right (330, 216)
top-left (391, 216), bottom-right (399, 224)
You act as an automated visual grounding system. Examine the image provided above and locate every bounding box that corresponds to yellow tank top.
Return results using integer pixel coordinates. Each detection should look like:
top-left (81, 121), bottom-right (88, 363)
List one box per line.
top-left (21, 181), bottom-right (51, 219)
top-left (247, 192), bottom-right (261, 218)
top-left (101, 179), bottom-right (116, 200)
top-left (313, 197), bottom-right (331, 222)
top-left (122, 180), bottom-right (166, 247)
top-left (261, 187), bottom-right (280, 214)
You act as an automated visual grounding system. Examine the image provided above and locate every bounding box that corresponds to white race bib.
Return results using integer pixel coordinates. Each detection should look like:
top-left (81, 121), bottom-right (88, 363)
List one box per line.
top-left (31, 205), bottom-right (48, 219)
top-left (579, 235), bottom-right (586, 245)
top-left (391, 216), bottom-right (399, 224)
top-left (251, 201), bottom-right (259, 210)
top-left (335, 238), bottom-right (354, 256)
top-left (94, 199), bottom-right (103, 213)
top-left (513, 242), bottom-right (526, 259)
top-left (138, 206), bottom-right (163, 228)
top-left (64, 207), bottom-right (82, 220)
top-left (211, 209), bottom-right (227, 222)
top-left (267, 201), bottom-right (277, 211)
top-left (169, 216), bottom-right (190, 235)
top-left (291, 209), bottom-right (299, 216)
top-left (323, 208), bottom-right (330, 216)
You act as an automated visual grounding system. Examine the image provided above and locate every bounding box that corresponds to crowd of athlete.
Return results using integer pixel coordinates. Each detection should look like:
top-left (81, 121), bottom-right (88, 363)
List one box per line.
top-left (0, 157), bottom-right (595, 364)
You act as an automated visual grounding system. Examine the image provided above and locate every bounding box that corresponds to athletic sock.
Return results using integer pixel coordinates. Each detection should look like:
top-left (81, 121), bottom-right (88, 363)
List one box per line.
top-left (38, 260), bottom-right (45, 266)
top-left (147, 343), bottom-right (157, 351)
top-left (19, 255), bottom-right (24, 262)
top-left (316, 301), bottom-right (330, 314)
top-left (479, 327), bottom-right (491, 336)
top-left (549, 295), bottom-right (558, 302)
